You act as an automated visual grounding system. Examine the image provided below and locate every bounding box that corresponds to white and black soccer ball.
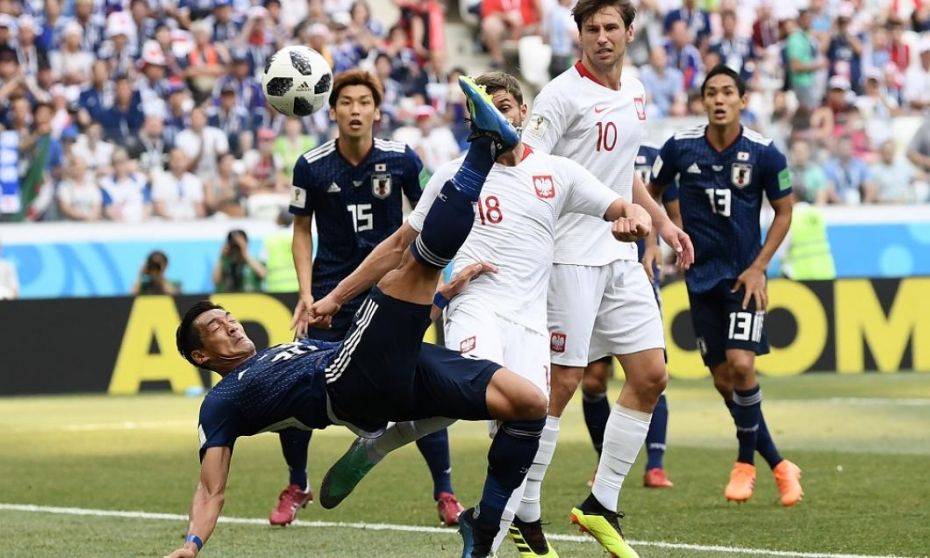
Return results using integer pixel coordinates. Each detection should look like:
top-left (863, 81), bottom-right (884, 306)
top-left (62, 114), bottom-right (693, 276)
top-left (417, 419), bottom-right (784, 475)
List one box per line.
top-left (262, 46), bottom-right (333, 117)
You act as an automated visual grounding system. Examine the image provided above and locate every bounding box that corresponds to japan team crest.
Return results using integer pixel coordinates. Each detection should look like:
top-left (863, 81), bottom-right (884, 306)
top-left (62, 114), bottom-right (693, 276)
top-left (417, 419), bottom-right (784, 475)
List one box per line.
top-left (634, 96), bottom-right (646, 120)
top-left (731, 163), bottom-right (753, 188)
top-left (533, 175), bottom-right (555, 199)
top-left (550, 331), bottom-right (567, 353)
top-left (372, 173), bottom-right (392, 199)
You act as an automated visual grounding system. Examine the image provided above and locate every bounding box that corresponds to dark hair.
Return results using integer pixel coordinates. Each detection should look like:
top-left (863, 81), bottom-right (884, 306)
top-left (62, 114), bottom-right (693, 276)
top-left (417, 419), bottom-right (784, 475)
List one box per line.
top-left (475, 71), bottom-right (524, 106)
top-left (176, 301), bottom-right (224, 366)
top-left (329, 69), bottom-right (384, 109)
top-left (145, 249), bottom-right (168, 272)
top-left (701, 64), bottom-right (746, 97)
top-left (572, 0), bottom-right (636, 31)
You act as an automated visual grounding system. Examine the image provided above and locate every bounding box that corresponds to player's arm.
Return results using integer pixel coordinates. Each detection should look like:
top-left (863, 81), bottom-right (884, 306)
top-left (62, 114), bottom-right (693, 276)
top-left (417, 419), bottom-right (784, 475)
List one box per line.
top-left (165, 446), bottom-right (231, 558)
top-left (558, 158), bottom-right (649, 240)
top-left (402, 145), bottom-right (430, 209)
top-left (520, 86), bottom-right (571, 154)
top-left (431, 261), bottom-right (499, 321)
top-left (289, 159), bottom-right (316, 337)
top-left (664, 198), bottom-right (682, 229)
top-left (633, 172), bottom-right (693, 269)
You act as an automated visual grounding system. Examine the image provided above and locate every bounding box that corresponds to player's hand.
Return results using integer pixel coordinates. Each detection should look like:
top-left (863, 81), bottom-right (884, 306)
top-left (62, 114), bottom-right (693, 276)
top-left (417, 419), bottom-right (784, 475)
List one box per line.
top-left (657, 222), bottom-right (694, 272)
top-left (733, 265), bottom-right (767, 311)
top-left (441, 262), bottom-right (499, 300)
top-left (310, 294), bottom-right (341, 329)
top-left (290, 294), bottom-right (315, 338)
top-left (642, 242), bottom-right (662, 284)
top-left (164, 548), bottom-right (196, 558)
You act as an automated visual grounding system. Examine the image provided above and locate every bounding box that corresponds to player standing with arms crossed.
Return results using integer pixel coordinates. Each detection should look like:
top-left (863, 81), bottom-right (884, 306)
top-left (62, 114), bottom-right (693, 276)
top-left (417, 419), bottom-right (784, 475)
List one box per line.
top-left (509, 1), bottom-right (694, 556)
top-left (648, 65), bottom-right (803, 507)
top-left (276, 69), bottom-right (464, 527)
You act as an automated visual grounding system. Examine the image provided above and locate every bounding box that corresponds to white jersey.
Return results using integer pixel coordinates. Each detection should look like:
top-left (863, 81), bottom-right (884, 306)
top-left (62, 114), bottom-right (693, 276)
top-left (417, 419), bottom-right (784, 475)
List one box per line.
top-left (409, 148), bottom-right (619, 334)
top-left (522, 61), bottom-right (647, 266)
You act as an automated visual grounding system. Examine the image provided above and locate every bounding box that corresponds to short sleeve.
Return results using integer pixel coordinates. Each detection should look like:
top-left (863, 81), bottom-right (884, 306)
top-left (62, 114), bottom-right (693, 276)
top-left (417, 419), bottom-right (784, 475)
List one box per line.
top-left (652, 138), bottom-right (680, 188)
top-left (521, 85), bottom-right (570, 154)
top-left (662, 180), bottom-right (680, 203)
top-left (408, 159), bottom-right (458, 232)
top-left (402, 145), bottom-right (428, 204)
top-left (557, 158), bottom-right (620, 219)
top-left (197, 396), bottom-right (240, 461)
top-left (762, 145), bottom-right (792, 201)
top-left (289, 156), bottom-right (314, 216)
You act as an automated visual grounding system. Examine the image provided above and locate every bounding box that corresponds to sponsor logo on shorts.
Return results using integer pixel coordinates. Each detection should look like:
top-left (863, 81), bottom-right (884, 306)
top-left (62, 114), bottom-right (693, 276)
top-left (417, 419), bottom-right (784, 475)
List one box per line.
top-left (460, 336), bottom-right (476, 353)
top-left (550, 331), bottom-right (567, 353)
top-left (696, 336), bottom-right (708, 356)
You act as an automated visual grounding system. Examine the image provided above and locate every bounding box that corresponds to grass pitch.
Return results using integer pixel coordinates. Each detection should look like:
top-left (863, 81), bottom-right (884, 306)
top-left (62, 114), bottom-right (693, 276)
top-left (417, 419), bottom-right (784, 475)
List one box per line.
top-left (1, 373), bottom-right (929, 557)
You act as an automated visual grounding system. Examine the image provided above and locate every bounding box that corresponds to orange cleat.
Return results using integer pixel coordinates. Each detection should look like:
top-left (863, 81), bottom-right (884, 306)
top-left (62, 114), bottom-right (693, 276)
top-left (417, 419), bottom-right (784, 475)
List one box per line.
top-left (773, 460), bottom-right (804, 507)
top-left (724, 462), bottom-right (756, 503)
top-left (643, 468), bottom-right (674, 488)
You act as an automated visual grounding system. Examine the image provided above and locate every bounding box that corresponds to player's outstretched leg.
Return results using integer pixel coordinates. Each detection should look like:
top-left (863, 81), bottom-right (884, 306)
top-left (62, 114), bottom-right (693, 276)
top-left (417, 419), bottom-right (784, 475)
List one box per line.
top-left (644, 393), bottom-right (673, 488)
top-left (319, 417), bottom-right (455, 509)
top-left (269, 429), bottom-right (314, 526)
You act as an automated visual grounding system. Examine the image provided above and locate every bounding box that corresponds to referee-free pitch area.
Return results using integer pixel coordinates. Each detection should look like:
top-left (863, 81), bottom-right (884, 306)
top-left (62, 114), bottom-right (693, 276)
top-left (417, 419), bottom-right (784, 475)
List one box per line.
top-left (1, 373), bottom-right (929, 558)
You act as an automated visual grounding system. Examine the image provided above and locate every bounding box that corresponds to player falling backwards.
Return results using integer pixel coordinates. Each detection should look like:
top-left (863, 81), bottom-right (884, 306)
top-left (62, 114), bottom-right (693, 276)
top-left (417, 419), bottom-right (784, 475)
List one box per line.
top-left (306, 70), bottom-right (654, 558)
top-left (648, 65), bottom-right (803, 506)
top-left (505, 0), bottom-right (694, 556)
top-left (165, 77), bottom-right (565, 558)
top-left (279, 68), bottom-right (464, 527)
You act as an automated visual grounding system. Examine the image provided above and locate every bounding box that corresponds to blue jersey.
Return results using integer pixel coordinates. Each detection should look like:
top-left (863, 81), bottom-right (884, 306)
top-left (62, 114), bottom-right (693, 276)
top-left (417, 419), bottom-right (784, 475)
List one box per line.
top-left (635, 143), bottom-right (679, 262)
top-left (651, 125), bottom-right (791, 293)
top-left (289, 138), bottom-right (427, 324)
top-left (197, 340), bottom-right (342, 460)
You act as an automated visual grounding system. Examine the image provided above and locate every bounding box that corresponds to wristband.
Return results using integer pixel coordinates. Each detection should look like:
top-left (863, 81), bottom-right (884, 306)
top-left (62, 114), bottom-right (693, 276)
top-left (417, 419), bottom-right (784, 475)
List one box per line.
top-left (433, 291), bottom-right (449, 310)
top-left (185, 534), bottom-right (204, 551)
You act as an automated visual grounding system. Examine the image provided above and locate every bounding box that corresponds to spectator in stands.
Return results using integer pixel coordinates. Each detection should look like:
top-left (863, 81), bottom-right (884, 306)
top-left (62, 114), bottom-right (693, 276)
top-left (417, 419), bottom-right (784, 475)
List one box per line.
top-left (823, 135), bottom-right (876, 204)
top-left (213, 229), bottom-right (266, 293)
top-left (240, 127), bottom-right (285, 193)
top-left (641, 46), bottom-right (687, 118)
top-left (826, 4), bottom-right (864, 95)
top-left (785, 9), bottom-right (827, 111)
top-left (100, 147), bottom-right (152, 222)
top-left (99, 12), bottom-right (135, 77)
top-left (663, 0), bottom-right (711, 50)
top-left (209, 84), bottom-right (251, 156)
top-left (99, 74), bottom-right (145, 147)
top-left (132, 250), bottom-right (178, 295)
top-left (789, 138), bottom-right (834, 205)
top-left (913, 2), bottom-right (930, 33)
top-left (15, 15), bottom-right (45, 78)
top-left (0, 235), bottom-right (18, 299)
top-left (209, 0), bottom-right (242, 44)
top-left (412, 50), bottom-right (448, 108)
top-left (152, 148), bottom-right (206, 220)
top-left (480, 0), bottom-right (541, 69)
top-left (72, 0), bottom-right (105, 53)
top-left (128, 0), bottom-right (157, 56)
top-left (411, 104), bottom-right (459, 173)
top-left (711, 10), bottom-right (757, 83)
top-left (73, 122), bottom-right (115, 176)
top-left (0, 45), bottom-right (22, 106)
top-left (56, 155), bottom-right (102, 221)
top-left (238, 6), bottom-right (277, 75)
top-left (751, 0), bottom-right (780, 50)
top-left (274, 118), bottom-right (317, 179)
top-left (330, 11), bottom-right (365, 73)
top-left (77, 60), bottom-right (113, 126)
top-left (545, 0), bottom-right (578, 78)
top-left (373, 52), bottom-right (402, 128)
top-left (811, 75), bottom-right (853, 148)
top-left (871, 140), bottom-right (916, 204)
top-left (136, 40), bottom-right (171, 118)
top-left (5, 94), bottom-right (30, 136)
top-left (129, 115), bottom-right (170, 176)
top-left (904, 38), bottom-right (930, 112)
top-left (855, 69), bottom-right (900, 147)
top-left (153, 21), bottom-right (186, 80)
top-left (350, 0), bottom-right (385, 45)
top-left (175, 105), bottom-right (229, 181)
top-left (888, 18), bottom-right (910, 75)
top-left (164, 85), bottom-right (192, 147)
top-left (665, 20), bottom-right (702, 92)
top-left (37, 0), bottom-right (66, 53)
top-left (383, 24), bottom-right (418, 86)
top-left (907, 115), bottom-right (930, 177)
top-left (185, 19), bottom-right (229, 101)
top-left (19, 101), bottom-right (63, 220)
top-left (204, 152), bottom-right (246, 217)
top-left (215, 47), bottom-right (267, 127)
top-left (49, 21), bottom-right (94, 85)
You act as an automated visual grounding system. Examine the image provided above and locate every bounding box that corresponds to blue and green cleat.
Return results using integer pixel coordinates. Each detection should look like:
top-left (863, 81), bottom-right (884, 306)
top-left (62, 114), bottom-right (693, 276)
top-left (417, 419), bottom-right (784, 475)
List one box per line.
top-left (318, 437), bottom-right (379, 509)
top-left (458, 75), bottom-right (519, 153)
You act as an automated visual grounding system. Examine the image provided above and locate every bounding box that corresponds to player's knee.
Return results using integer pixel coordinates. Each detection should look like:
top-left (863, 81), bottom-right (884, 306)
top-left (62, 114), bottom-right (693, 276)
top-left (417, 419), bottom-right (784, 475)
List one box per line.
top-left (627, 362), bottom-right (667, 399)
top-left (728, 355), bottom-right (756, 383)
top-left (511, 386), bottom-right (547, 420)
top-left (581, 370), bottom-right (609, 396)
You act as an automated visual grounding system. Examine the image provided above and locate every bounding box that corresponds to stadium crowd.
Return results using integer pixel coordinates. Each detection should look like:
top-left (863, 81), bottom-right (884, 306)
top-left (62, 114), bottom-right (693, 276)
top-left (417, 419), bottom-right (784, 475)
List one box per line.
top-left (0, 0), bottom-right (928, 226)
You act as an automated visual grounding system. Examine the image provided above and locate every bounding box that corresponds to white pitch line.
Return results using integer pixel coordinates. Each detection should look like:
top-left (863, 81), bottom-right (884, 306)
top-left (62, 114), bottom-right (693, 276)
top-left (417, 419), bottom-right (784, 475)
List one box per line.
top-left (0, 503), bottom-right (921, 558)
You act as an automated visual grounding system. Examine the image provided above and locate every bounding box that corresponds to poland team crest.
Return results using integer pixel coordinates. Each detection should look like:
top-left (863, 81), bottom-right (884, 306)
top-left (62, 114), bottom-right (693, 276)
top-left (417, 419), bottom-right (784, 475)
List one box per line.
top-left (533, 175), bottom-right (555, 199)
top-left (731, 163), bottom-right (752, 188)
top-left (372, 173), bottom-right (392, 199)
top-left (634, 96), bottom-right (646, 120)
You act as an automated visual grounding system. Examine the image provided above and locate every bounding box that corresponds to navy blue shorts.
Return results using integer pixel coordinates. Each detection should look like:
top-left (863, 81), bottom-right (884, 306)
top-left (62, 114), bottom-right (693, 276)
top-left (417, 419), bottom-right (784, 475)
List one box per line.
top-left (687, 281), bottom-right (769, 368)
top-left (325, 287), bottom-right (500, 430)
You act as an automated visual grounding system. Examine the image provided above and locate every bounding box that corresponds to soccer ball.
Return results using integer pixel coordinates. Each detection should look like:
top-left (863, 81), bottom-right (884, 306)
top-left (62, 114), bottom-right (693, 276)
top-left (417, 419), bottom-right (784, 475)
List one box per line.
top-left (262, 46), bottom-right (333, 117)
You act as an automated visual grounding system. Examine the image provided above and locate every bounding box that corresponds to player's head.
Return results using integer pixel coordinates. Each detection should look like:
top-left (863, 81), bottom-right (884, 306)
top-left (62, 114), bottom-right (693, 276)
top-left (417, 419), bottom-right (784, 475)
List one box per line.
top-left (176, 301), bottom-right (256, 374)
top-left (572, 0), bottom-right (635, 71)
top-left (475, 71), bottom-right (527, 129)
top-left (700, 65), bottom-right (747, 127)
top-left (329, 69), bottom-right (383, 141)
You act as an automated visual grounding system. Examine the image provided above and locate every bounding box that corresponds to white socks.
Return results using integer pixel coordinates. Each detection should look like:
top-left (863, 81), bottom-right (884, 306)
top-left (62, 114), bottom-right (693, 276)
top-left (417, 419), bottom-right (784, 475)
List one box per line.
top-left (591, 404), bottom-right (651, 512)
top-left (366, 417), bottom-right (457, 461)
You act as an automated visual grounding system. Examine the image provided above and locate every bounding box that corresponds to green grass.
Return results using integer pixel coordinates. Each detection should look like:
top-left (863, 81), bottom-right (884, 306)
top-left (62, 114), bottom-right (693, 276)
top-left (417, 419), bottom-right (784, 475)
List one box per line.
top-left (2, 373), bottom-right (930, 557)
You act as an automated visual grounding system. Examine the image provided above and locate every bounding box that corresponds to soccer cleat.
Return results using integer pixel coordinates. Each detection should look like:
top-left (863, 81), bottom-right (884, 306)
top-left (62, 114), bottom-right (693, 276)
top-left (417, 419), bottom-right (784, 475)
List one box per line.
top-left (508, 517), bottom-right (559, 557)
top-left (458, 507), bottom-right (498, 558)
top-left (437, 491), bottom-right (465, 526)
top-left (268, 483), bottom-right (313, 526)
top-left (569, 505), bottom-right (640, 558)
top-left (643, 468), bottom-right (674, 488)
top-left (773, 459), bottom-right (804, 507)
top-left (724, 462), bottom-right (757, 503)
top-left (459, 75), bottom-right (519, 152)
top-left (319, 437), bottom-right (378, 509)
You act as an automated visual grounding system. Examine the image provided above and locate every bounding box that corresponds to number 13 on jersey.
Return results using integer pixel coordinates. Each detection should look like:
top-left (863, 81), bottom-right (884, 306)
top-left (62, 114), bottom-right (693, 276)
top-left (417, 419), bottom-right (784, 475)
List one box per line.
top-left (704, 188), bottom-right (731, 217)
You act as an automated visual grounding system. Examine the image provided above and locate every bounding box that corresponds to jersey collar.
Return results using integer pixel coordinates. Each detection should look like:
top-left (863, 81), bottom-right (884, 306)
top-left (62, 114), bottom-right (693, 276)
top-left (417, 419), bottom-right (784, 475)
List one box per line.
top-left (335, 137), bottom-right (375, 168)
top-left (705, 125), bottom-right (743, 154)
top-left (574, 61), bottom-right (621, 90)
top-left (520, 144), bottom-right (533, 161)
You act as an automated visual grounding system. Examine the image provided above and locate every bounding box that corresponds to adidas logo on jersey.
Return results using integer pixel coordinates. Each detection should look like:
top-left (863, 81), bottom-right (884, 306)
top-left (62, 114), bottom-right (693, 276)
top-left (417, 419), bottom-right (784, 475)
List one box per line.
top-left (687, 163), bottom-right (702, 174)
top-left (327, 182), bottom-right (341, 193)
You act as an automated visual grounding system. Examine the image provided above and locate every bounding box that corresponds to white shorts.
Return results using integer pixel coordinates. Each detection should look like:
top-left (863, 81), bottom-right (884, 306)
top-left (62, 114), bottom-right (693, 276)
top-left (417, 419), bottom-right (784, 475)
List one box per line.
top-left (444, 300), bottom-right (550, 401)
top-left (547, 260), bottom-right (665, 367)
